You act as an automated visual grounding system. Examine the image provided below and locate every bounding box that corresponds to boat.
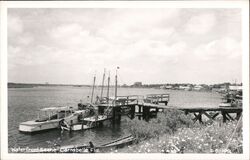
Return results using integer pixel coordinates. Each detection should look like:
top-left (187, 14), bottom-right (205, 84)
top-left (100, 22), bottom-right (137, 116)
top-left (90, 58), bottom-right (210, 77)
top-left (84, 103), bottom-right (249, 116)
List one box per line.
top-left (28, 134), bottom-right (136, 153)
top-left (19, 68), bottom-right (118, 133)
top-left (219, 90), bottom-right (242, 108)
top-left (18, 71), bottom-right (105, 133)
top-left (65, 68), bottom-right (119, 132)
top-left (19, 106), bottom-right (86, 133)
top-left (59, 135), bottom-right (136, 153)
top-left (70, 115), bottom-right (110, 131)
top-left (97, 135), bottom-right (136, 152)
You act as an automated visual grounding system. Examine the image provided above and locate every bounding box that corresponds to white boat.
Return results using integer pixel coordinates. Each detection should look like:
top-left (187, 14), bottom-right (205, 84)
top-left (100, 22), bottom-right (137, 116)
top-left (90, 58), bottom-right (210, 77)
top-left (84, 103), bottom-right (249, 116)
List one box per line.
top-left (71, 115), bottom-right (109, 131)
top-left (19, 106), bottom-right (86, 133)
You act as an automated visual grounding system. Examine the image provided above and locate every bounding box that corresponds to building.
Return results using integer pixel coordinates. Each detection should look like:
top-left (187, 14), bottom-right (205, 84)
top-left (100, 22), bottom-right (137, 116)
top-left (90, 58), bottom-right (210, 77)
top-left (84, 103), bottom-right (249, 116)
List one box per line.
top-left (165, 85), bottom-right (173, 89)
top-left (179, 85), bottom-right (191, 91)
top-left (160, 85), bottom-right (172, 89)
top-left (229, 85), bottom-right (242, 91)
top-left (133, 82), bottom-right (143, 87)
top-left (193, 85), bottom-right (203, 91)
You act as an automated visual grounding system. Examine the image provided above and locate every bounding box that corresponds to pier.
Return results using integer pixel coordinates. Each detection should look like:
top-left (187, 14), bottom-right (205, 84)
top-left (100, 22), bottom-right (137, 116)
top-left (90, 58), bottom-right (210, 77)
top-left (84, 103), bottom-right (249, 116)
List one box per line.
top-left (97, 94), bottom-right (242, 124)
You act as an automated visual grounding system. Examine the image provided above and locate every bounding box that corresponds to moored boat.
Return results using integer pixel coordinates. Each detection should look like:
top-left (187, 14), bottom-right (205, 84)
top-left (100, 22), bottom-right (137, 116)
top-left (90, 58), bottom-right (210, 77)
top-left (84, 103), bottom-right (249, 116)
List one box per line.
top-left (70, 115), bottom-right (109, 131)
top-left (97, 134), bottom-right (136, 152)
top-left (219, 90), bottom-right (242, 108)
top-left (58, 135), bottom-right (136, 153)
top-left (19, 106), bottom-right (86, 133)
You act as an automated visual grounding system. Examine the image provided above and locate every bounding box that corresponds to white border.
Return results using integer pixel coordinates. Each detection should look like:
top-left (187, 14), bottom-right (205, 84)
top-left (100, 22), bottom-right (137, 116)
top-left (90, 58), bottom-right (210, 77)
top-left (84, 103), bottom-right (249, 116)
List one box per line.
top-left (1, 1), bottom-right (249, 160)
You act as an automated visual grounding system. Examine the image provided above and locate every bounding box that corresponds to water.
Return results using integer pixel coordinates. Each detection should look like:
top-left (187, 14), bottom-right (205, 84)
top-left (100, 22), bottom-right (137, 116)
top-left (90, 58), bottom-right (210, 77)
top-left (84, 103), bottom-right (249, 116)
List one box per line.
top-left (8, 86), bottom-right (222, 150)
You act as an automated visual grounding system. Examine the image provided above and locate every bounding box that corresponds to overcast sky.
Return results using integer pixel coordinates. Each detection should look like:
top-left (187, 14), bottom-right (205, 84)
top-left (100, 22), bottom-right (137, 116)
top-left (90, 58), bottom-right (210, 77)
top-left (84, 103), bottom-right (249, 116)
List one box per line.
top-left (8, 8), bottom-right (242, 85)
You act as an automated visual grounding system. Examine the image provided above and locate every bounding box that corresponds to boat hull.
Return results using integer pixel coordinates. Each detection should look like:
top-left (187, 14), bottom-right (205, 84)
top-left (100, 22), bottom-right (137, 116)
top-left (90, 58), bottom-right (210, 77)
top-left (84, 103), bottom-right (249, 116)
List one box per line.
top-left (19, 120), bottom-right (61, 133)
top-left (71, 115), bottom-right (109, 131)
top-left (71, 124), bottom-right (95, 131)
top-left (19, 110), bottom-right (86, 133)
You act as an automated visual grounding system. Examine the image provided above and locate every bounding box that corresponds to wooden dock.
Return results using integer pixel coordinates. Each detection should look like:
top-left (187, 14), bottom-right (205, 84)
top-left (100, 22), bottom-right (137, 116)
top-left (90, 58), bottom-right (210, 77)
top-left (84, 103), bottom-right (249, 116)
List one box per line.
top-left (98, 94), bottom-right (242, 123)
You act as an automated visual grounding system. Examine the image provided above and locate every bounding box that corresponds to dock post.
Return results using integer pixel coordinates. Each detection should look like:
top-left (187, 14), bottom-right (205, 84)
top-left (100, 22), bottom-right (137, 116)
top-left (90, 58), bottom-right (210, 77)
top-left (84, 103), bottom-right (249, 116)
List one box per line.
top-left (138, 105), bottom-right (142, 120)
top-left (142, 106), bottom-right (150, 121)
top-left (117, 106), bottom-right (121, 123)
top-left (155, 108), bottom-right (159, 117)
top-left (112, 107), bottom-right (121, 124)
top-left (236, 111), bottom-right (242, 120)
top-left (156, 108), bottom-right (159, 112)
top-left (222, 111), bottom-right (227, 123)
top-left (198, 111), bottom-right (203, 123)
top-left (130, 105), bottom-right (135, 119)
top-left (112, 107), bottom-right (115, 123)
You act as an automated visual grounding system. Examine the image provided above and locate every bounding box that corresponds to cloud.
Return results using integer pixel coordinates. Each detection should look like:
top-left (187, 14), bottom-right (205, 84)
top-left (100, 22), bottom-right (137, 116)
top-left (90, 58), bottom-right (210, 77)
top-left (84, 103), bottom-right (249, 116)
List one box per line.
top-left (194, 37), bottom-right (241, 60)
top-left (50, 23), bottom-right (111, 54)
top-left (185, 13), bottom-right (216, 35)
top-left (7, 9), bottom-right (242, 84)
top-left (8, 15), bottom-right (23, 37)
top-left (98, 9), bottom-right (179, 44)
top-left (51, 23), bottom-right (84, 39)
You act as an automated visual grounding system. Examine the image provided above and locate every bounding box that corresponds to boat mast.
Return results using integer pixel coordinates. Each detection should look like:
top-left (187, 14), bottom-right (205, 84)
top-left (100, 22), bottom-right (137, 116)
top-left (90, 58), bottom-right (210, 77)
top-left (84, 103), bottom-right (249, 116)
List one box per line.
top-left (115, 67), bottom-right (119, 101)
top-left (107, 71), bottom-right (110, 102)
top-left (91, 74), bottom-right (96, 103)
top-left (100, 68), bottom-right (106, 99)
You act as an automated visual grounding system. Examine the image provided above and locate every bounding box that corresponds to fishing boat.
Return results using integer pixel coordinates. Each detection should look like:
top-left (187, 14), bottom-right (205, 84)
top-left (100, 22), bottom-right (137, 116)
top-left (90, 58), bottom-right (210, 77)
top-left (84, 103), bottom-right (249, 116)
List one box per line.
top-left (64, 68), bottom-right (119, 132)
top-left (19, 106), bottom-right (86, 133)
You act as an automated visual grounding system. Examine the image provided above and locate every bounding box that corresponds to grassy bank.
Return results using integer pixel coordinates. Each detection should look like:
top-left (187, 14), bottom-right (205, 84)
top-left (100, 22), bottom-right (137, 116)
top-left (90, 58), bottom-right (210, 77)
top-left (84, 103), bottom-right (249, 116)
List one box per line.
top-left (118, 110), bottom-right (242, 153)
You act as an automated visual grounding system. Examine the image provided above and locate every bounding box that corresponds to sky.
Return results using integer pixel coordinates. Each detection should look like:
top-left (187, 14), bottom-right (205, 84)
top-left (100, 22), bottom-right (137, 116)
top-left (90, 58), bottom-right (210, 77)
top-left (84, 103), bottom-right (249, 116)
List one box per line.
top-left (8, 8), bottom-right (242, 85)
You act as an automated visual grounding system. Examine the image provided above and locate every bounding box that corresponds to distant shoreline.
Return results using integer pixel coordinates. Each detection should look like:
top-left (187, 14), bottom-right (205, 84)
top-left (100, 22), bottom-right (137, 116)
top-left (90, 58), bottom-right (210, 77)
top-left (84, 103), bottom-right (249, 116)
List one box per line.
top-left (8, 83), bottom-right (91, 88)
top-left (8, 82), bottom-right (241, 93)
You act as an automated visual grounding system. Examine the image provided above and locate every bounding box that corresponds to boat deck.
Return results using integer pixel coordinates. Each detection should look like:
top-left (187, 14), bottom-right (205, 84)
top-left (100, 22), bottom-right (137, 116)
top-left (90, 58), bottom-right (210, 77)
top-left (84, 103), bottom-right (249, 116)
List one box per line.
top-left (83, 115), bottom-right (108, 122)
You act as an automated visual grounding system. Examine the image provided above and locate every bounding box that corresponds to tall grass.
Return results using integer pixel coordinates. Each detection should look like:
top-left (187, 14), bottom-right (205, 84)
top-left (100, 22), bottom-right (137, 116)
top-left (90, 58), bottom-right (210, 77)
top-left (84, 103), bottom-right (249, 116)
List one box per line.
top-left (121, 109), bottom-right (242, 153)
top-left (127, 109), bottom-right (194, 140)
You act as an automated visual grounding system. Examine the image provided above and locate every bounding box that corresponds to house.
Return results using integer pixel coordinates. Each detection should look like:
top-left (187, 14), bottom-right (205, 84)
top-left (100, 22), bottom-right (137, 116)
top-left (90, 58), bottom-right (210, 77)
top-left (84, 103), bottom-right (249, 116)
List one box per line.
top-left (165, 85), bottom-right (173, 89)
top-left (132, 82), bottom-right (142, 87)
top-left (193, 85), bottom-right (203, 91)
top-left (229, 85), bottom-right (242, 91)
top-left (179, 85), bottom-right (191, 91)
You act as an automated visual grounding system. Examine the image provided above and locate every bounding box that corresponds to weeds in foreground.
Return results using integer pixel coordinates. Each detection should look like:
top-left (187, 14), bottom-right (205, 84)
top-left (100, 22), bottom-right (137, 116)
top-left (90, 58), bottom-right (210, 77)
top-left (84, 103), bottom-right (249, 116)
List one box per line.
top-left (126, 109), bottom-right (194, 140)
top-left (121, 110), bottom-right (242, 153)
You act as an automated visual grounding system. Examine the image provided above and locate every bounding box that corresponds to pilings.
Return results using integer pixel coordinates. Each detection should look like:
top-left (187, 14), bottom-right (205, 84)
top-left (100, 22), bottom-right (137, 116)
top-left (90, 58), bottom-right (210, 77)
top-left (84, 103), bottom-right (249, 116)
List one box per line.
top-left (138, 105), bottom-right (142, 120)
top-left (130, 105), bottom-right (135, 119)
top-left (142, 106), bottom-right (150, 121)
top-left (185, 109), bottom-right (242, 124)
top-left (112, 107), bottom-right (121, 123)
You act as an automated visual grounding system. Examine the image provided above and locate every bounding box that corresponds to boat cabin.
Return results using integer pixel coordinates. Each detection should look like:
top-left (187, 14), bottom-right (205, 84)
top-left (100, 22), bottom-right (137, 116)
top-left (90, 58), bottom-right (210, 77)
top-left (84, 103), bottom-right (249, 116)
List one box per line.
top-left (36, 106), bottom-right (74, 122)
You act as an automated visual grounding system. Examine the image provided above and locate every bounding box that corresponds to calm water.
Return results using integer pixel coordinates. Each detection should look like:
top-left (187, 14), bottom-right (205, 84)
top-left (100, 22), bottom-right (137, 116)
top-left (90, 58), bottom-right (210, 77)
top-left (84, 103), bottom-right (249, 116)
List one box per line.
top-left (8, 86), bottom-right (222, 150)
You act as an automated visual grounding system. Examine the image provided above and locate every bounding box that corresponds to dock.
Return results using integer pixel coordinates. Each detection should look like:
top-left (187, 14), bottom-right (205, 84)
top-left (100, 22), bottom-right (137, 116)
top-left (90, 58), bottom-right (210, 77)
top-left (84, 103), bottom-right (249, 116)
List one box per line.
top-left (97, 94), bottom-right (242, 123)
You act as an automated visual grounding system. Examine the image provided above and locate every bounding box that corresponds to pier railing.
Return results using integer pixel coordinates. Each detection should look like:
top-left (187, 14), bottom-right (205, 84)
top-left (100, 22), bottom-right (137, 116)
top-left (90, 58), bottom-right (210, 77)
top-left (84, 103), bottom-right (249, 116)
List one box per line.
top-left (105, 94), bottom-right (170, 106)
top-left (144, 94), bottom-right (170, 104)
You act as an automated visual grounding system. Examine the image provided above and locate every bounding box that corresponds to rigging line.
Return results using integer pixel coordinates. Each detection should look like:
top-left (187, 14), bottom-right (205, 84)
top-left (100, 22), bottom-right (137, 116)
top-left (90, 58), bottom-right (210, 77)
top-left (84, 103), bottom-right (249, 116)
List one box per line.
top-left (100, 68), bottom-right (106, 99)
top-left (225, 115), bottom-right (242, 151)
top-left (80, 74), bottom-right (91, 100)
top-left (85, 72), bottom-right (96, 102)
top-left (103, 70), bottom-right (110, 98)
top-left (83, 78), bottom-right (93, 102)
top-left (117, 72), bottom-right (131, 96)
top-left (90, 73), bottom-right (97, 103)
